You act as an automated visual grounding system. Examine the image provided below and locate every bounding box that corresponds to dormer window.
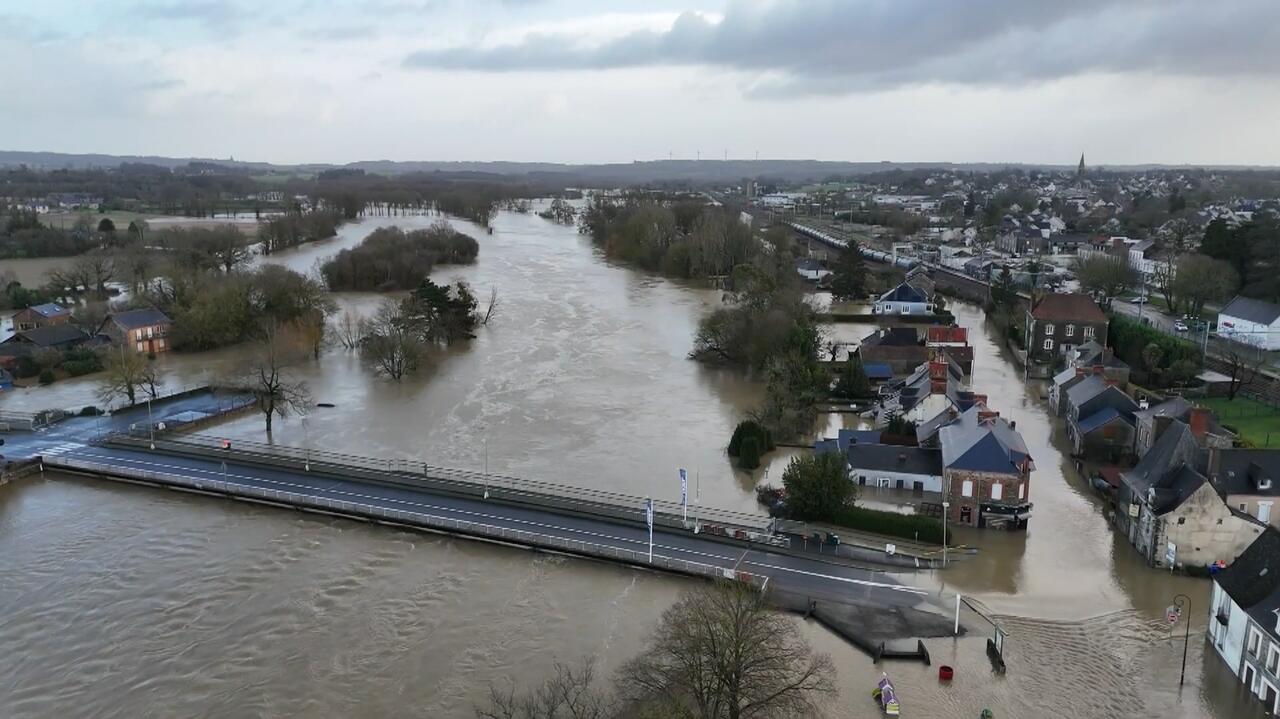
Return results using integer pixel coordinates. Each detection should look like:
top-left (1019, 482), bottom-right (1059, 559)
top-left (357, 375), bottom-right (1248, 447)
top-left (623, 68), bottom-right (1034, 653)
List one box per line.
top-left (1045, 324), bottom-right (1055, 336)
top-left (1261, 478), bottom-right (1274, 491)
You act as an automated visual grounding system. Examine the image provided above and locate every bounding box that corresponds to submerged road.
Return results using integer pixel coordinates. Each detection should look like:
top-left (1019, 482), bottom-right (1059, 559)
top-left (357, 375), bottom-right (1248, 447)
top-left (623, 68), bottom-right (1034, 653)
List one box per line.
top-left (2, 398), bottom-right (940, 612)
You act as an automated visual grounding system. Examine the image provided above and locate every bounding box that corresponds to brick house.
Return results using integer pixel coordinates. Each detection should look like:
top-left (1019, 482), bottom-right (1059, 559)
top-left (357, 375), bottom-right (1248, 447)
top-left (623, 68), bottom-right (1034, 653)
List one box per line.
top-left (1023, 293), bottom-right (1108, 364)
top-left (97, 309), bottom-right (173, 354)
top-left (938, 404), bottom-right (1034, 529)
top-left (11, 302), bottom-right (71, 331)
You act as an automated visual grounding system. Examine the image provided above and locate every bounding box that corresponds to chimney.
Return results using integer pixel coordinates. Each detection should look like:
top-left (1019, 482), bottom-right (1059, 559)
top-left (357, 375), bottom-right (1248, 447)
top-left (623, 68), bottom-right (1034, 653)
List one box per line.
top-left (1010, 420), bottom-right (1017, 430)
top-left (1075, 367), bottom-right (1087, 378)
top-left (1189, 407), bottom-right (1211, 440)
top-left (1092, 364), bottom-right (1105, 375)
top-left (930, 379), bottom-right (948, 394)
top-left (978, 409), bottom-right (999, 423)
top-left (1104, 378), bottom-right (1119, 387)
top-left (973, 394), bottom-right (988, 405)
top-left (929, 360), bottom-right (949, 379)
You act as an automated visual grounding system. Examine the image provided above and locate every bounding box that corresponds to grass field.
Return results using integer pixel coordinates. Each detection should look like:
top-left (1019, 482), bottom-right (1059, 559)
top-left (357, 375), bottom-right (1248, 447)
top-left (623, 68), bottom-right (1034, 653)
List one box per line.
top-left (1198, 395), bottom-right (1280, 447)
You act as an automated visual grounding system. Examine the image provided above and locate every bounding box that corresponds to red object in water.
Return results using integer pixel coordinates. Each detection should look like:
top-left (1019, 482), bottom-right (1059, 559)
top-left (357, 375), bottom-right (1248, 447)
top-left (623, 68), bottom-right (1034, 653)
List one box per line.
top-left (939, 665), bottom-right (954, 681)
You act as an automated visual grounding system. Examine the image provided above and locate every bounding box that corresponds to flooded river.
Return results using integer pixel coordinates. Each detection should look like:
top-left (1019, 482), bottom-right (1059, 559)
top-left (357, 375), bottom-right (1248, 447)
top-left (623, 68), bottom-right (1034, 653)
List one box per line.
top-left (0, 207), bottom-right (1265, 717)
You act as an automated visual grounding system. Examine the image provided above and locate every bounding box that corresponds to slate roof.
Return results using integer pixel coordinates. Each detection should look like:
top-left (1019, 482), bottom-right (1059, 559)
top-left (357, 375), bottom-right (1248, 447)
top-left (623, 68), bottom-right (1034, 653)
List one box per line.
top-left (916, 406), bottom-right (960, 445)
top-left (1149, 464), bottom-right (1208, 514)
top-left (26, 302), bottom-right (69, 318)
top-left (1216, 527), bottom-right (1280, 631)
top-left (861, 328), bottom-right (921, 347)
top-left (1121, 421), bottom-right (1200, 497)
top-left (1065, 375), bottom-right (1109, 407)
top-left (3, 325), bottom-right (91, 348)
top-left (815, 429), bottom-right (883, 456)
top-left (1220, 296), bottom-right (1280, 326)
top-left (938, 404), bottom-right (1033, 474)
top-left (877, 282), bottom-right (930, 304)
top-left (1214, 449), bottom-right (1280, 497)
top-left (1075, 406), bottom-right (1131, 435)
top-left (1134, 397), bottom-right (1192, 423)
top-left (846, 443), bottom-right (944, 476)
top-left (104, 308), bottom-right (171, 331)
top-left (1029, 293), bottom-right (1106, 322)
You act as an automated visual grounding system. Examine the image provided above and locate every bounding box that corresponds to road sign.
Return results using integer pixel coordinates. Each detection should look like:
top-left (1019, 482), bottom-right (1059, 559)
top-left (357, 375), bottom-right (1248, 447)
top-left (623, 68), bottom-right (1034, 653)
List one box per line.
top-left (1166, 604), bottom-right (1181, 625)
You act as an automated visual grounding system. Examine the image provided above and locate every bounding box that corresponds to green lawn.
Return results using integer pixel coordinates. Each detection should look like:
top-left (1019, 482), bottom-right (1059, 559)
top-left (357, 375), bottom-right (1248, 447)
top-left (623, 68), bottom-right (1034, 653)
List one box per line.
top-left (1199, 396), bottom-right (1280, 448)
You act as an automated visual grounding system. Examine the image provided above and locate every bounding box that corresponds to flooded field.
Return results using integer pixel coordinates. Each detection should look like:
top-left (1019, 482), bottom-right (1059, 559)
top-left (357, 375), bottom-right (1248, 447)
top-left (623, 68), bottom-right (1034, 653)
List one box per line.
top-left (0, 206), bottom-right (1266, 717)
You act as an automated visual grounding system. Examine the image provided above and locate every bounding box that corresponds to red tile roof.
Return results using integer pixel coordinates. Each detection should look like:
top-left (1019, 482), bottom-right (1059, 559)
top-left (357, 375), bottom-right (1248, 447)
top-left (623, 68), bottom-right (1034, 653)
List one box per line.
top-left (1030, 293), bottom-right (1106, 322)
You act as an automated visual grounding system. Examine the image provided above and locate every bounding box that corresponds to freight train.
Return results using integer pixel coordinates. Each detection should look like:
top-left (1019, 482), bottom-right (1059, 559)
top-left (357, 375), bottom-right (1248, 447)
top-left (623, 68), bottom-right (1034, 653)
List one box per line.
top-left (785, 222), bottom-right (920, 270)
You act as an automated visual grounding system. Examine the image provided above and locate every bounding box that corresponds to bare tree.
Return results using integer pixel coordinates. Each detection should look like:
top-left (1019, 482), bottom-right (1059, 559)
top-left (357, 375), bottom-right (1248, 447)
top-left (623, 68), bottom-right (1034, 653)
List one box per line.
top-left (98, 346), bottom-right (151, 406)
top-left (1073, 255), bottom-right (1137, 306)
top-left (78, 253), bottom-right (117, 300)
top-left (476, 659), bottom-right (614, 719)
top-left (334, 309), bottom-right (365, 350)
top-left (482, 286), bottom-right (501, 326)
top-left (361, 299), bottom-right (427, 381)
top-left (1223, 344), bottom-right (1266, 401)
top-left (293, 308), bottom-right (328, 360)
top-left (618, 581), bottom-right (836, 719)
top-left (242, 323), bottom-right (312, 433)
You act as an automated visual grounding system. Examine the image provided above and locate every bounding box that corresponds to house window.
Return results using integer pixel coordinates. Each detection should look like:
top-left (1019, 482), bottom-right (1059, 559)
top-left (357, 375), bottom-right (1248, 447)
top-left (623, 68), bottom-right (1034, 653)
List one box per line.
top-left (1083, 326), bottom-right (1095, 339)
top-left (961, 480), bottom-right (974, 498)
top-left (1177, 517), bottom-right (1186, 525)
top-left (1250, 630), bottom-right (1262, 657)
top-left (1043, 338), bottom-right (1054, 351)
top-left (135, 341), bottom-right (145, 352)
top-left (991, 483), bottom-right (1003, 501)
top-left (1018, 483), bottom-right (1026, 500)
top-left (1268, 644), bottom-right (1279, 675)
top-left (1045, 324), bottom-right (1055, 336)
top-left (1065, 324), bottom-right (1075, 337)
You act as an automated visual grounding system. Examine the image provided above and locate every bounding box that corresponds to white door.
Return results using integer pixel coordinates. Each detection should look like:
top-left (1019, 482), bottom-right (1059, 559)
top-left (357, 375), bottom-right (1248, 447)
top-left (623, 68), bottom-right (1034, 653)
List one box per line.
top-left (1260, 502), bottom-right (1273, 524)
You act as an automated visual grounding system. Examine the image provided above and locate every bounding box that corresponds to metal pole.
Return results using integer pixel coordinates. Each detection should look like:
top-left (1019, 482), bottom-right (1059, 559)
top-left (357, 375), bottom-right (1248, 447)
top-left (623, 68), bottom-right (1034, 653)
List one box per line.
top-left (483, 434), bottom-right (489, 499)
top-left (955, 594), bottom-right (961, 636)
top-left (302, 415), bottom-right (310, 471)
top-left (942, 501), bottom-right (950, 568)
top-left (147, 398), bottom-right (155, 450)
top-left (1174, 593), bottom-right (1191, 687)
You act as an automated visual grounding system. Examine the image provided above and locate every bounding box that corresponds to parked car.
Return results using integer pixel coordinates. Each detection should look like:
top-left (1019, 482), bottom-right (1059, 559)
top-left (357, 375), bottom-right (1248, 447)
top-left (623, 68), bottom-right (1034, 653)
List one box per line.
top-left (1132, 296), bottom-right (1149, 305)
top-left (1174, 320), bottom-right (1189, 332)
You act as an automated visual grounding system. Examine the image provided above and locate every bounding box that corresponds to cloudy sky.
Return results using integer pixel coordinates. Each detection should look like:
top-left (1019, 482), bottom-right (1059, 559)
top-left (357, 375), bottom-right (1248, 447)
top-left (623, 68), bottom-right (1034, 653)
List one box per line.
top-left (5, 0), bottom-right (1280, 165)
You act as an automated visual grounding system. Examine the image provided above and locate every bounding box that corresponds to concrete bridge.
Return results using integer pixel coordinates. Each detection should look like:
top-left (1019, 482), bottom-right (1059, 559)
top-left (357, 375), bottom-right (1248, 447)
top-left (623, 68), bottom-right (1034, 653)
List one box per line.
top-left (0, 391), bottom-right (951, 615)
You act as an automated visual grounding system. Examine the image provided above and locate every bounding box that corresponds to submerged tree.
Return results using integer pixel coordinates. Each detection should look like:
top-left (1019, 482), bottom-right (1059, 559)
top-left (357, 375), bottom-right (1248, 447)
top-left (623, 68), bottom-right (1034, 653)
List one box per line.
top-left (241, 323), bottom-right (312, 433)
top-left (828, 242), bottom-right (867, 301)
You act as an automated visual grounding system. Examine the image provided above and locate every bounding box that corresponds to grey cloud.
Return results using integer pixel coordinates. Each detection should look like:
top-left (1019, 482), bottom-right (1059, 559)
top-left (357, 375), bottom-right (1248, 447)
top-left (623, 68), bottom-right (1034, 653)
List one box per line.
top-left (402, 0), bottom-right (1280, 95)
top-left (130, 0), bottom-right (238, 22)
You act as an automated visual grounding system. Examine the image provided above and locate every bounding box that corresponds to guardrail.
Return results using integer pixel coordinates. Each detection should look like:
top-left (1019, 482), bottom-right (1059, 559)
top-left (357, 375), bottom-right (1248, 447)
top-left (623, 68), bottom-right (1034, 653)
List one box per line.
top-left (47, 455), bottom-right (768, 591)
top-left (105, 430), bottom-right (782, 543)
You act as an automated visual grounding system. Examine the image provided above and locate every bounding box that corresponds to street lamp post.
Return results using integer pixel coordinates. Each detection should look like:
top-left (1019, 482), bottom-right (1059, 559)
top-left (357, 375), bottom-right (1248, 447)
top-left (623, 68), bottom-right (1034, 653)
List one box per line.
top-left (301, 415), bottom-right (310, 471)
top-left (1172, 593), bottom-right (1192, 687)
top-left (147, 397), bottom-right (155, 450)
top-left (942, 501), bottom-right (950, 568)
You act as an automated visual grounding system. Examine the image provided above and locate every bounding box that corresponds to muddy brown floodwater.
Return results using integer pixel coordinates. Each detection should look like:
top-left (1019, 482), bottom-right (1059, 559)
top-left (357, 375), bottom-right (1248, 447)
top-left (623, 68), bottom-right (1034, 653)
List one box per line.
top-left (0, 204), bottom-right (1266, 718)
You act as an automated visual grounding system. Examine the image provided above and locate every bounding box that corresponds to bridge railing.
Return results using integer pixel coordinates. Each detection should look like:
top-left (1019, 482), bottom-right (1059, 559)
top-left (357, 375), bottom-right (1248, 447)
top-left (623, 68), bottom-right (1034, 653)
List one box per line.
top-left (47, 455), bottom-right (769, 591)
top-left (104, 430), bottom-right (781, 541)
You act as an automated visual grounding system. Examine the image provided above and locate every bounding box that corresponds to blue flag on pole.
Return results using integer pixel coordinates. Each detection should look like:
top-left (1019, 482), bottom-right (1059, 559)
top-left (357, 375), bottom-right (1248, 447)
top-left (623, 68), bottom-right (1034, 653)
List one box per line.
top-left (679, 468), bottom-right (687, 505)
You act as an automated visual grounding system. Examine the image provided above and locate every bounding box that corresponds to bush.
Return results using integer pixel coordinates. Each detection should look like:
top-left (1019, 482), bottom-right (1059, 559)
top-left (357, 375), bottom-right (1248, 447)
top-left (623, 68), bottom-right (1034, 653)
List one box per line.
top-left (738, 437), bottom-right (762, 470)
top-left (79, 405), bottom-right (104, 417)
top-left (14, 355), bottom-right (40, 378)
top-left (1108, 313), bottom-right (1202, 386)
top-left (828, 505), bottom-right (945, 545)
top-left (38, 369), bottom-right (55, 385)
top-left (728, 420), bottom-right (774, 457)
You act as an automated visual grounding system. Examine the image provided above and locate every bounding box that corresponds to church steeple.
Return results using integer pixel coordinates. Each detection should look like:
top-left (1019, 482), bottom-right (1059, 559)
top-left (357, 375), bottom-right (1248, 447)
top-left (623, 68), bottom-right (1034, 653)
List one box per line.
top-left (1076, 153), bottom-right (1086, 178)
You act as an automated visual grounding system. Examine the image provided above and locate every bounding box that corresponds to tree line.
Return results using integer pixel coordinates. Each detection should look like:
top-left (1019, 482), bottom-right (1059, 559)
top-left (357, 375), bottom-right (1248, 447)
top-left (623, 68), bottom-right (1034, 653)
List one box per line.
top-left (319, 222), bottom-right (479, 291)
top-left (579, 195), bottom-right (757, 279)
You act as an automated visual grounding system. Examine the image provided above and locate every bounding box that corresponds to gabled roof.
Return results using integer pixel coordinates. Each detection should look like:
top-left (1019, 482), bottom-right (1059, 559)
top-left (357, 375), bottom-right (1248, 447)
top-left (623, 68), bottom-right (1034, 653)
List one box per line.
top-left (860, 327), bottom-right (921, 347)
top-left (23, 302), bottom-right (69, 318)
top-left (1220, 296), bottom-right (1280, 326)
top-left (1029, 293), bottom-right (1106, 323)
top-left (846, 444), bottom-right (943, 477)
top-left (103, 308), bottom-right (172, 331)
top-left (1214, 449), bottom-right (1280, 497)
top-left (4, 325), bottom-right (90, 347)
top-left (877, 282), bottom-right (930, 304)
top-left (938, 404), bottom-right (1033, 475)
top-left (1134, 397), bottom-right (1192, 423)
top-left (1065, 375), bottom-right (1109, 406)
top-left (1052, 366), bottom-right (1086, 387)
top-left (1216, 528), bottom-right (1280, 631)
top-left (1075, 406), bottom-right (1132, 435)
top-left (1121, 421), bottom-right (1200, 497)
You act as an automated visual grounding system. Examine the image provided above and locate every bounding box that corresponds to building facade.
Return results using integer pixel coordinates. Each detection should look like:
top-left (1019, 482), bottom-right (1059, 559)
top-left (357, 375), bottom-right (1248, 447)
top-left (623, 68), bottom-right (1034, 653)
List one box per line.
top-left (1023, 293), bottom-right (1108, 364)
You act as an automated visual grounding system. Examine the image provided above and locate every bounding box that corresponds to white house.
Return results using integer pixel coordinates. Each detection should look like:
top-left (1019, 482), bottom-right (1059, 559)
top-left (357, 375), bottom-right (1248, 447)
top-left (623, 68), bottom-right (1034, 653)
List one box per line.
top-left (1219, 296), bottom-right (1280, 351)
top-left (873, 282), bottom-right (933, 316)
top-left (845, 443), bottom-right (944, 495)
top-left (1208, 528), bottom-right (1280, 713)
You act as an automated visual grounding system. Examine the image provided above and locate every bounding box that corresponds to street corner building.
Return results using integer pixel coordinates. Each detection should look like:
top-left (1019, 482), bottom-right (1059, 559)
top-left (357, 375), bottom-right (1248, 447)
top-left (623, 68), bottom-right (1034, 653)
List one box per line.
top-left (935, 403), bottom-right (1034, 530)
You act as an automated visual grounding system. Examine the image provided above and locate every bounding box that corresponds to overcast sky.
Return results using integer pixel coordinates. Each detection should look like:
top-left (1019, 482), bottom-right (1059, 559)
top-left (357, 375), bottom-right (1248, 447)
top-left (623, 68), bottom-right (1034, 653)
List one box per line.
top-left (5, 0), bottom-right (1280, 166)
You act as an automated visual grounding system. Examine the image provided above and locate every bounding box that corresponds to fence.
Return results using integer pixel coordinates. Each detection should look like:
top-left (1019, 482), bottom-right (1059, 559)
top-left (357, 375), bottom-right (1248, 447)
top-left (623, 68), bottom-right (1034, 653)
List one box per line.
top-left (103, 430), bottom-right (790, 547)
top-left (0, 409), bottom-right (66, 431)
top-left (46, 455), bottom-right (768, 591)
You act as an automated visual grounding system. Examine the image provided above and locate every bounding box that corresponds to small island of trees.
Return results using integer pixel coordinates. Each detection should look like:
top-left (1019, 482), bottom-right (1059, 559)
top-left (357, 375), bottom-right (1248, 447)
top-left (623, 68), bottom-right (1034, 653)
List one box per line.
top-left (319, 221), bottom-right (479, 291)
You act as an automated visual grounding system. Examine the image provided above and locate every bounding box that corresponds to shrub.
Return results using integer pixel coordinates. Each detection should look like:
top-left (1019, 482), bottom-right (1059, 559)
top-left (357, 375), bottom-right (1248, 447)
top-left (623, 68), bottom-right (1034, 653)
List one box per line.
top-left (738, 437), bottom-right (762, 470)
top-left (38, 369), bottom-right (55, 385)
top-left (79, 405), bottom-right (104, 417)
top-left (14, 355), bottom-right (40, 378)
top-left (728, 420), bottom-right (774, 458)
top-left (828, 505), bottom-right (945, 545)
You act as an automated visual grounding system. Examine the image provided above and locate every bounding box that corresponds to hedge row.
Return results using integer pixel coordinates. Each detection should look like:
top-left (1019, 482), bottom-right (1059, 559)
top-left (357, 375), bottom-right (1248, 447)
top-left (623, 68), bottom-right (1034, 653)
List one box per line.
top-left (828, 505), bottom-right (945, 545)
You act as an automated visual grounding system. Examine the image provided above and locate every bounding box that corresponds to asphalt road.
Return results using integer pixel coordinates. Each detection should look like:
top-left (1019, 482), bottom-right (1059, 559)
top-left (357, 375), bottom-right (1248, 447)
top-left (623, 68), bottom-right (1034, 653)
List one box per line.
top-left (3, 396), bottom-right (940, 612)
